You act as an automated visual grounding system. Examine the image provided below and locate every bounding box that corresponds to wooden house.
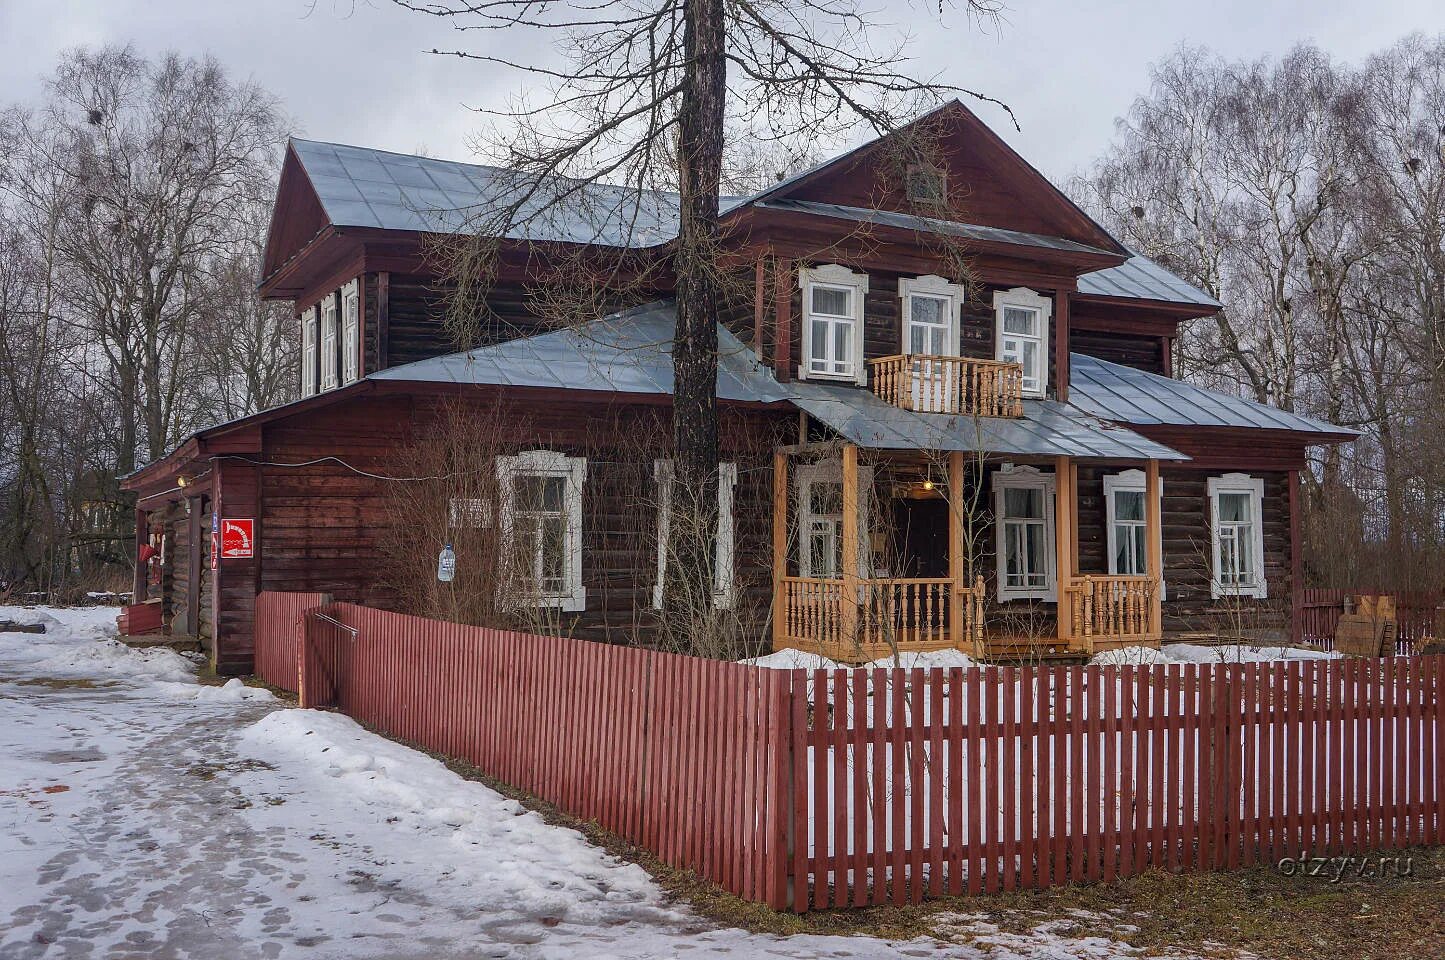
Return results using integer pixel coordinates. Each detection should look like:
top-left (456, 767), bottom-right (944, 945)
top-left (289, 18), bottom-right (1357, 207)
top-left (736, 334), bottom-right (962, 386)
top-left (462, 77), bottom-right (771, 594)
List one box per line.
top-left (123, 102), bottom-right (1355, 674)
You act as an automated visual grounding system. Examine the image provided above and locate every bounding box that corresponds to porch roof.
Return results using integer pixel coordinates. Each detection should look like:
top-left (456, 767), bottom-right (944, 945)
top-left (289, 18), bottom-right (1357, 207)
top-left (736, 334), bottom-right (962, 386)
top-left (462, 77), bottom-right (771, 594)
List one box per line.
top-left (787, 381), bottom-right (1188, 461)
top-left (368, 301), bottom-right (791, 403)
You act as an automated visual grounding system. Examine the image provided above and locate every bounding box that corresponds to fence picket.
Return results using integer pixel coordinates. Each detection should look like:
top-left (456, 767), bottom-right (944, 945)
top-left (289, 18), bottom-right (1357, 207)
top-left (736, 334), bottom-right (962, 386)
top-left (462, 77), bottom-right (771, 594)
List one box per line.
top-left (274, 595), bottom-right (1442, 913)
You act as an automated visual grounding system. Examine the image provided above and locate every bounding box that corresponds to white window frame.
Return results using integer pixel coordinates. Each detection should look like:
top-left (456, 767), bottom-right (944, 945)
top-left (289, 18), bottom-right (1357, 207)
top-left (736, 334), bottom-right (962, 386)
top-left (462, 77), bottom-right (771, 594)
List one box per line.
top-left (993, 286), bottom-right (1052, 398)
top-left (993, 463), bottom-right (1057, 601)
top-left (496, 450), bottom-right (587, 611)
top-left (1104, 469), bottom-right (1166, 600)
top-left (899, 275), bottom-right (962, 357)
top-left (301, 307), bottom-right (318, 397)
top-left (795, 459), bottom-right (873, 579)
top-left (799, 264), bottom-right (868, 384)
top-left (1207, 473), bottom-right (1267, 599)
top-left (341, 279), bottom-right (360, 385)
top-left (651, 460), bottom-right (739, 610)
top-left (319, 293), bottom-right (339, 390)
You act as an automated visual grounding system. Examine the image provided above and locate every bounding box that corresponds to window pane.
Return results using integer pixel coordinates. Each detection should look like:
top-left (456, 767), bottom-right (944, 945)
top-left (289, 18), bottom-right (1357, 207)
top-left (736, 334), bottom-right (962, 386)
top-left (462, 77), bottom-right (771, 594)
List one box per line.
top-left (1024, 523), bottom-right (1046, 585)
top-left (812, 286), bottom-right (850, 316)
top-left (540, 515), bottom-right (566, 589)
top-left (1131, 528), bottom-right (1147, 575)
top-left (909, 326), bottom-right (927, 354)
top-left (810, 318), bottom-right (830, 363)
top-left (812, 481), bottom-right (842, 517)
top-left (833, 322), bottom-right (851, 366)
top-left (1115, 490), bottom-right (1144, 522)
top-left (1021, 339), bottom-right (1038, 375)
top-left (1114, 534), bottom-right (1132, 575)
top-left (1003, 306), bottom-right (1038, 334)
top-left (1005, 523), bottom-right (1024, 582)
top-left (911, 295), bottom-right (946, 326)
top-left (1003, 486), bottom-right (1042, 519)
top-left (1219, 492), bottom-right (1250, 523)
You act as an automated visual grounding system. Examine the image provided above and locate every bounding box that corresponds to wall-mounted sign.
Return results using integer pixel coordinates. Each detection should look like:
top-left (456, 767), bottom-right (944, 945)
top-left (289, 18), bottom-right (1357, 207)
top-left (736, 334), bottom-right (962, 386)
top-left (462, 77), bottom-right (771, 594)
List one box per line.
top-left (220, 518), bottom-right (255, 560)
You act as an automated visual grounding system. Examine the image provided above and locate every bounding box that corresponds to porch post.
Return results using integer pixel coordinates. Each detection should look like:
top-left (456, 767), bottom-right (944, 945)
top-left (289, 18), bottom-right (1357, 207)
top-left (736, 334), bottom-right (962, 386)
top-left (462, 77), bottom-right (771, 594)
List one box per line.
top-left (132, 505), bottom-right (149, 603)
top-left (1054, 455), bottom-right (1075, 646)
top-left (948, 451), bottom-right (968, 654)
top-left (771, 449), bottom-right (788, 651)
top-left (1145, 458), bottom-right (1163, 639)
top-left (841, 443), bottom-right (861, 648)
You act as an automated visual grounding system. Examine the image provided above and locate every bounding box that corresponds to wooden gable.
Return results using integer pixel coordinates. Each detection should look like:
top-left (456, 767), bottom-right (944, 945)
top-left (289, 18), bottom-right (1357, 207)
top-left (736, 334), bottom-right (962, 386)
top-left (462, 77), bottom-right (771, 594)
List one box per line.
top-left (752, 101), bottom-right (1125, 255)
top-left (260, 143), bottom-right (332, 293)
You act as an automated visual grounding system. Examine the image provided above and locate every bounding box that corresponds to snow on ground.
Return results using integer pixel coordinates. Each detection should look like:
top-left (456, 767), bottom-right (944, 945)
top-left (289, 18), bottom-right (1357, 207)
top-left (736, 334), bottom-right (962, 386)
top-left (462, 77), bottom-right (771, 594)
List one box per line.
top-left (1091, 643), bottom-right (1341, 667)
top-left (1, 609), bottom-right (1228, 960)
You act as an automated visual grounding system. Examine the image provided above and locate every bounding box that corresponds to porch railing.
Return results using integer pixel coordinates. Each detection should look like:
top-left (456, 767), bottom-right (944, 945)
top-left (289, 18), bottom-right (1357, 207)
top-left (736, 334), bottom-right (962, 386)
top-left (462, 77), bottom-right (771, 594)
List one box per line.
top-left (779, 575), bottom-right (987, 661)
top-left (1063, 574), bottom-right (1161, 649)
top-left (867, 354), bottom-right (1024, 418)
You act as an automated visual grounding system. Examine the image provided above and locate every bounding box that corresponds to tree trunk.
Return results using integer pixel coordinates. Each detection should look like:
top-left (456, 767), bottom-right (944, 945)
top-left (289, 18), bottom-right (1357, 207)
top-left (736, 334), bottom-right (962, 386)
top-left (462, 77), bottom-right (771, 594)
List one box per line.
top-left (664, 0), bottom-right (726, 647)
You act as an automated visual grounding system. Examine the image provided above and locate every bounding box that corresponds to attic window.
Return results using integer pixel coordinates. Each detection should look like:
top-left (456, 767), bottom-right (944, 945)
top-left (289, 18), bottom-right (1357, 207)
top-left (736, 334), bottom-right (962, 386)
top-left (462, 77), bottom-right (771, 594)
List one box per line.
top-left (905, 164), bottom-right (946, 206)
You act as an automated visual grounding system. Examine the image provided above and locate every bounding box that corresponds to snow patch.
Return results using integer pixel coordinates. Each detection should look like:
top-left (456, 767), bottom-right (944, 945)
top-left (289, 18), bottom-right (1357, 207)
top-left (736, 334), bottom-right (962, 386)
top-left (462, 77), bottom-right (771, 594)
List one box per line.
top-left (863, 649), bottom-right (980, 671)
top-left (156, 677), bottom-right (275, 703)
top-left (1, 605), bottom-right (196, 685)
top-left (739, 647), bottom-right (848, 671)
top-left (1092, 642), bottom-right (1342, 667)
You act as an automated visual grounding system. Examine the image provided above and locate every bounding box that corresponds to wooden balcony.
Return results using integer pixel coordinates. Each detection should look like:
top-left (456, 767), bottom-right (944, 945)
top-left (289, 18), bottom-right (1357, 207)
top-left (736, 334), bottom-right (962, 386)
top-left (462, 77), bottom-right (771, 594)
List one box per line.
top-left (868, 354), bottom-right (1024, 418)
top-left (1062, 574), bottom-right (1162, 652)
top-left (778, 575), bottom-right (987, 663)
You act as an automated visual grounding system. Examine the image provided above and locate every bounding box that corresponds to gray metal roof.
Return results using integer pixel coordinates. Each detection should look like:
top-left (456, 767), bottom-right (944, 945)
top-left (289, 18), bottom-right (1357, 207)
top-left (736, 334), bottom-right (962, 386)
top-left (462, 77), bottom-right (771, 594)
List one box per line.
top-left (368, 302), bottom-right (790, 403)
top-left (291, 138), bottom-right (747, 248)
top-left (788, 381), bottom-right (1187, 461)
top-left (1077, 253), bottom-right (1221, 308)
top-left (754, 199), bottom-right (1117, 257)
top-left (1069, 352), bottom-right (1355, 436)
top-left (292, 137), bottom-right (1219, 311)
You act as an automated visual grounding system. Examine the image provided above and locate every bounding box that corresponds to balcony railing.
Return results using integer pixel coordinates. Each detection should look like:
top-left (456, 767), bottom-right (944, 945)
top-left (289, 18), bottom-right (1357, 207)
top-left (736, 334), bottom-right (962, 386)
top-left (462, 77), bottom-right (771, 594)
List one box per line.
top-left (778, 575), bottom-right (987, 662)
top-left (868, 354), bottom-right (1025, 418)
top-left (1063, 574), bottom-right (1161, 650)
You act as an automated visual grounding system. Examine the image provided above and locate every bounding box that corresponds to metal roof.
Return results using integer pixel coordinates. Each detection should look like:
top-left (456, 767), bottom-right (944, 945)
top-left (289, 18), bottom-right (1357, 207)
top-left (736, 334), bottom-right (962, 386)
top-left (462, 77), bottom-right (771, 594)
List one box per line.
top-left (1069, 352), bottom-right (1355, 436)
top-left (291, 136), bottom-right (1219, 311)
top-left (368, 302), bottom-right (790, 403)
top-left (1077, 253), bottom-right (1220, 308)
top-left (290, 138), bottom-right (747, 248)
top-left (788, 381), bottom-right (1187, 461)
top-left (754, 199), bottom-right (1117, 257)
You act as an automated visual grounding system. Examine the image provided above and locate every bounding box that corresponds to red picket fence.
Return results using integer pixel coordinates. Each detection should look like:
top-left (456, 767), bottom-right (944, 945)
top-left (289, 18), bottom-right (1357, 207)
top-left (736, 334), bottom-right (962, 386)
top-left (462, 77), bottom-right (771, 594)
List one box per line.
top-left (254, 591), bottom-right (331, 692)
top-left (273, 595), bottom-right (1445, 912)
top-left (1299, 588), bottom-right (1439, 653)
top-left (298, 602), bottom-right (793, 907)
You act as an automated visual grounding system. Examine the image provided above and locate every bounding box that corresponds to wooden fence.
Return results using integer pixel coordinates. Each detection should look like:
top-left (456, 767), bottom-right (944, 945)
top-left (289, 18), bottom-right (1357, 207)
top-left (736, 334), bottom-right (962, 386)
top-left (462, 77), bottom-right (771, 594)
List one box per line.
top-left (1299, 589), bottom-right (1438, 654)
top-left (254, 591), bottom-right (331, 692)
top-left (262, 595), bottom-right (1445, 911)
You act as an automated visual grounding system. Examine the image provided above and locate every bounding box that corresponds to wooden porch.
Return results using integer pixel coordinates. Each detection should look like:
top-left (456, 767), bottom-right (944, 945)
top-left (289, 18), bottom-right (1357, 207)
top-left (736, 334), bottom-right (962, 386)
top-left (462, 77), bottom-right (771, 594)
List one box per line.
top-left (770, 444), bottom-right (1165, 663)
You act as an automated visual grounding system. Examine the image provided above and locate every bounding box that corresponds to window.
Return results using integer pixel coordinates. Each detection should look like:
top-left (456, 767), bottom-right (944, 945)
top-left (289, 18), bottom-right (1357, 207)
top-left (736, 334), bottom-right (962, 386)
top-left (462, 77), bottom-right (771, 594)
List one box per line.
top-left (496, 450), bottom-right (586, 611)
top-left (994, 464), bottom-right (1056, 600)
top-left (905, 164), bottom-right (946, 206)
top-left (900, 275), bottom-right (964, 411)
top-left (799, 264), bottom-right (868, 383)
top-left (341, 280), bottom-right (360, 385)
top-left (301, 307), bottom-right (318, 397)
top-left (1104, 470), bottom-right (1165, 598)
top-left (993, 287), bottom-right (1052, 398)
top-left (320, 293), bottom-right (339, 390)
top-left (1208, 473), bottom-right (1266, 599)
top-left (652, 460), bottom-right (738, 609)
top-left (796, 460), bottom-right (873, 578)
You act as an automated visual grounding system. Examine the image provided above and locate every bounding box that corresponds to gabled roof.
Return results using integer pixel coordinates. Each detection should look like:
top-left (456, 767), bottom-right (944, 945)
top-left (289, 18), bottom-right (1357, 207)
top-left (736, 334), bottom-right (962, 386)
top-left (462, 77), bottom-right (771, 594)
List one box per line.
top-left (1069, 353), bottom-right (1356, 437)
top-left (286, 138), bottom-right (744, 248)
top-left (755, 199), bottom-right (1118, 257)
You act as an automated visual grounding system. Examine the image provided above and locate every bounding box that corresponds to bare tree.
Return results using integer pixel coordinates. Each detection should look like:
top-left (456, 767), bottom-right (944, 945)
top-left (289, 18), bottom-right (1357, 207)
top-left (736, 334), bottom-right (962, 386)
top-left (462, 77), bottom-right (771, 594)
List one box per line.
top-left (383, 0), bottom-right (1008, 649)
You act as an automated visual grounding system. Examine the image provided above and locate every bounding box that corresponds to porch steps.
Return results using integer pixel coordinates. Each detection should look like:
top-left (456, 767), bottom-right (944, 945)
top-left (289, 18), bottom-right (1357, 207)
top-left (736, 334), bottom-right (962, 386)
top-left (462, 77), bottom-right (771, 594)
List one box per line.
top-left (978, 636), bottom-right (1084, 665)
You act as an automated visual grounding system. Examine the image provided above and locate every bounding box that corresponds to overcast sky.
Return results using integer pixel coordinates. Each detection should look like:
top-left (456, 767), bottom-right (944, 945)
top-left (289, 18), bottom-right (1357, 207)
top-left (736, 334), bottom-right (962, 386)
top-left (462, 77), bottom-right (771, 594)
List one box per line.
top-left (2, 1), bottom-right (1440, 183)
